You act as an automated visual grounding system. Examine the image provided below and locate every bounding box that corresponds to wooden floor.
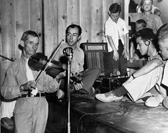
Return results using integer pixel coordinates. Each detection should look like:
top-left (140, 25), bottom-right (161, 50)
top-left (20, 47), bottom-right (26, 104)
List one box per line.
top-left (2, 94), bottom-right (168, 133)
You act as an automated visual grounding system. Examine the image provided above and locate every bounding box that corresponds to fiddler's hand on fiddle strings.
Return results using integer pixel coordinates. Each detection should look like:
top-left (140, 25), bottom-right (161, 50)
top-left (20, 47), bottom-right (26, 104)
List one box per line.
top-left (73, 81), bottom-right (83, 91)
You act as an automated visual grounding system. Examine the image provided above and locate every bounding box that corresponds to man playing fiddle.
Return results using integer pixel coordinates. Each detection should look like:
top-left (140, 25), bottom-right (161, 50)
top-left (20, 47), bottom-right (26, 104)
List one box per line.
top-left (1, 30), bottom-right (61, 133)
top-left (55, 24), bottom-right (100, 97)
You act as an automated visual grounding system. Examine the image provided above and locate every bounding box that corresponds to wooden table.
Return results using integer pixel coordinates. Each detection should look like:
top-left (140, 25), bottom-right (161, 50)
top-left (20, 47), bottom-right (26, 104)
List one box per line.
top-left (46, 95), bottom-right (168, 133)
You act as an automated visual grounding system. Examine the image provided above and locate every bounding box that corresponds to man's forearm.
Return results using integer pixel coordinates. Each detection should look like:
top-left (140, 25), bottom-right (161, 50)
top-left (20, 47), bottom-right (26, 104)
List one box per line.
top-left (107, 36), bottom-right (117, 52)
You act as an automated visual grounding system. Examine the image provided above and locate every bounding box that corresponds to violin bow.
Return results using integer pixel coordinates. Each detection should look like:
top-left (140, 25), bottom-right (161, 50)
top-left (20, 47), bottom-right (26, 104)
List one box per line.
top-left (0, 54), bottom-right (15, 62)
top-left (35, 39), bottom-right (64, 82)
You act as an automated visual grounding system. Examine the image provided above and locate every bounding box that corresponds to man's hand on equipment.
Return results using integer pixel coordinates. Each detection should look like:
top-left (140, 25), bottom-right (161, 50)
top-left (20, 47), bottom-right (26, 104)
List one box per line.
top-left (73, 82), bottom-right (83, 90)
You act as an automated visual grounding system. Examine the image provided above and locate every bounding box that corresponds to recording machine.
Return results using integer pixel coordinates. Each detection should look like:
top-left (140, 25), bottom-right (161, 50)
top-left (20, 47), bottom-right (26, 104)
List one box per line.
top-left (80, 42), bottom-right (128, 93)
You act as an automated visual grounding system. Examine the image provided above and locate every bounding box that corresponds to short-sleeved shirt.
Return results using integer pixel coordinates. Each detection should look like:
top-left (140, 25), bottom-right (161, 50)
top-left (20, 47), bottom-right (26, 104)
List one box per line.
top-left (130, 13), bottom-right (163, 34)
top-left (105, 17), bottom-right (129, 52)
top-left (54, 43), bottom-right (84, 75)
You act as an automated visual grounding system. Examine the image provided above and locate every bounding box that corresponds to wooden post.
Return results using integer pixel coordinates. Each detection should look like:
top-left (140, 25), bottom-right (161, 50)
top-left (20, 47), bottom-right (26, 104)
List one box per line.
top-left (124, 0), bottom-right (130, 27)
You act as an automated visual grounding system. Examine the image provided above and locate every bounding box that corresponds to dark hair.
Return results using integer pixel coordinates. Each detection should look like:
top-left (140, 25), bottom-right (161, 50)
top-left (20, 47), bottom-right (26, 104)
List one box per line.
top-left (109, 3), bottom-right (121, 13)
top-left (136, 19), bottom-right (147, 28)
top-left (141, 0), bottom-right (153, 6)
top-left (135, 28), bottom-right (156, 40)
top-left (135, 28), bottom-right (158, 49)
top-left (66, 24), bottom-right (82, 36)
top-left (157, 23), bottom-right (168, 41)
top-left (21, 30), bottom-right (39, 42)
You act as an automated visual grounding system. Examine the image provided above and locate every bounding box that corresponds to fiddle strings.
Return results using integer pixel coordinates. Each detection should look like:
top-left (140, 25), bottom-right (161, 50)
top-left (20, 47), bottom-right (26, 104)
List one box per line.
top-left (35, 39), bottom-right (64, 82)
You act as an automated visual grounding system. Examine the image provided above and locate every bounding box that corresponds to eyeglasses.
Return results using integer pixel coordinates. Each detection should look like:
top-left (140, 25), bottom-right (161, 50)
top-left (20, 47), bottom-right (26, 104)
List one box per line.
top-left (66, 33), bottom-right (78, 37)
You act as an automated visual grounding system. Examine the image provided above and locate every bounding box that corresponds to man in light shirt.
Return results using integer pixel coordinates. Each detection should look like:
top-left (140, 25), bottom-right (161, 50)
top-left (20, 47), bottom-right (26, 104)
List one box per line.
top-left (1, 30), bottom-right (61, 133)
top-left (105, 3), bottom-right (129, 76)
top-left (55, 24), bottom-right (100, 97)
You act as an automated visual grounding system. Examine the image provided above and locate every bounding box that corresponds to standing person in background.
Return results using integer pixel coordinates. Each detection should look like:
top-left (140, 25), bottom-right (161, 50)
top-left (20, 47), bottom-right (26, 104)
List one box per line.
top-left (1, 30), bottom-right (62, 133)
top-left (130, 0), bottom-right (163, 34)
top-left (55, 24), bottom-right (100, 97)
top-left (105, 3), bottom-right (129, 76)
top-left (136, 0), bottom-right (161, 16)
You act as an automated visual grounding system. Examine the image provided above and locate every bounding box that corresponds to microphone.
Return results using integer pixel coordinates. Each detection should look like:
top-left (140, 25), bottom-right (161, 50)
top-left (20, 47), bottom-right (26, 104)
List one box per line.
top-left (63, 47), bottom-right (73, 56)
top-left (61, 47), bottom-right (73, 62)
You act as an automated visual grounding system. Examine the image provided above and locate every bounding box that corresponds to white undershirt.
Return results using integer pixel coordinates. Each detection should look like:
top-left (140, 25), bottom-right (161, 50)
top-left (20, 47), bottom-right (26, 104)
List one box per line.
top-left (26, 59), bottom-right (38, 95)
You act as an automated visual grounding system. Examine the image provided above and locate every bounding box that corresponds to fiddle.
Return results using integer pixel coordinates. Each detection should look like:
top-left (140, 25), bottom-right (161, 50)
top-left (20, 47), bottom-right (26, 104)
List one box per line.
top-left (25, 39), bottom-right (64, 97)
top-left (28, 52), bottom-right (82, 83)
top-left (28, 52), bottom-right (64, 78)
top-left (28, 53), bottom-right (82, 83)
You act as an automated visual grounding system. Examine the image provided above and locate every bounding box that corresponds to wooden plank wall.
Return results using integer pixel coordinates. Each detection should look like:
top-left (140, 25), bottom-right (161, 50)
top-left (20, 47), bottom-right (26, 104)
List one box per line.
top-left (0, 0), bottom-right (125, 86)
top-left (0, 0), bottom-right (1, 86)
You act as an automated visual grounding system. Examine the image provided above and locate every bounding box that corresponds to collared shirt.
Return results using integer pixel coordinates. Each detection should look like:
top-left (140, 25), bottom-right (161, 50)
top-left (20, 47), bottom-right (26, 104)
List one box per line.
top-left (105, 17), bottom-right (129, 52)
top-left (1, 55), bottom-right (60, 100)
top-left (55, 43), bottom-right (84, 75)
top-left (130, 13), bottom-right (163, 34)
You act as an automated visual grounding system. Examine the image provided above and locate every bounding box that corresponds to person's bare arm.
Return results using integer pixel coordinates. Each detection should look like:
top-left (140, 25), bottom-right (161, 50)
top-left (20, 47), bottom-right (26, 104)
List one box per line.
top-left (106, 35), bottom-right (119, 61)
top-left (123, 33), bottom-right (129, 60)
top-left (129, 41), bottom-right (135, 62)
top-left (133, 58), bottom-right (163, 78)
top-left (125, 58), bottom-right (163, 83)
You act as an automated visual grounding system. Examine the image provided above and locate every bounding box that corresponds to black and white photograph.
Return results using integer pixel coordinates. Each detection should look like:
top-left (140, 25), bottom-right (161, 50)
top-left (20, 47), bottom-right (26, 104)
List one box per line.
top-left (1, 0), bottom-right (168, 133)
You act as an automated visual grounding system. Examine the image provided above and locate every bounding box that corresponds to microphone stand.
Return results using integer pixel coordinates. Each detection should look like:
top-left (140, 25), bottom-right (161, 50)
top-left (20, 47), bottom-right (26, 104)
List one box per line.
top-left (64, 48), bottom-right (73, 133)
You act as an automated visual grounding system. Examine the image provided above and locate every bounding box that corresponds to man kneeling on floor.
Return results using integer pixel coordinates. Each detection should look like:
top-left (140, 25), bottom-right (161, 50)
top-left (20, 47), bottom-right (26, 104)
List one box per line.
top-left (96, 28), bottom-right (167, 107)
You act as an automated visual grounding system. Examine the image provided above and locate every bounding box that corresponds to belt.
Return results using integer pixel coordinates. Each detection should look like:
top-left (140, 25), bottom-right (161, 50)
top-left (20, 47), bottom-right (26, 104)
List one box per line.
top-left (21, 93), bottom-right (46, 98)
